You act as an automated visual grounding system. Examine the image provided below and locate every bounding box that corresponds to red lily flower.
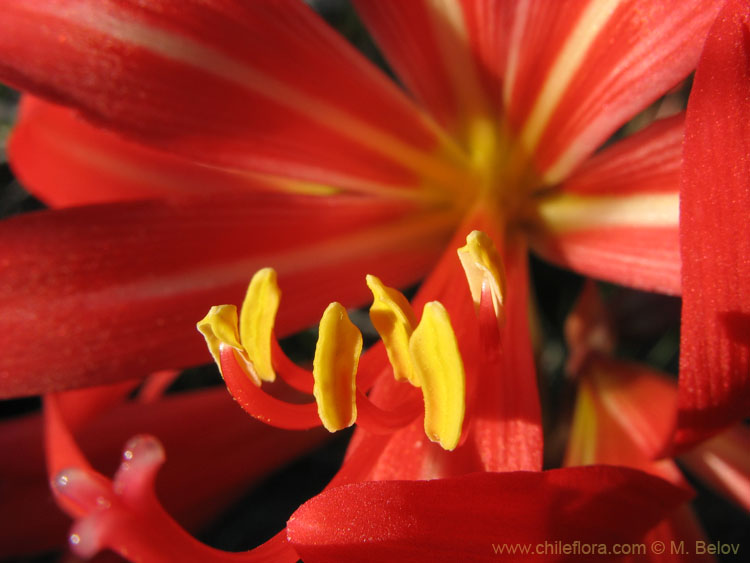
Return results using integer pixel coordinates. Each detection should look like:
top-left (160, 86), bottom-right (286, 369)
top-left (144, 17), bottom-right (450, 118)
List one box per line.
top-left (0, 0), bottom-right (720, 396)
top-left (0, 0), bottom-right (745, 560)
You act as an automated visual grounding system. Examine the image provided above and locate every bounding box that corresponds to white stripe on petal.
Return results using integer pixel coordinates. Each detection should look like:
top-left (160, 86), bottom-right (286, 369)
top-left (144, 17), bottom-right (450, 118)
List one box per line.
top-left (536, 192), bottom-right (679, 232)
top-left (519, 0), bottom-right (622, 155)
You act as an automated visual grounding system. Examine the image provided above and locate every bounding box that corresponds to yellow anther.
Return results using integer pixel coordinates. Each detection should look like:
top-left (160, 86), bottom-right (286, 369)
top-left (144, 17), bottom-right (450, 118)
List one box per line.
top-left (238, 267), bottom-right (280, 383)
top-left (197, 268), bottom-right (283, 386)
top-left (197, 305), bottom-right (242, 366)
top-left (313, 303), bottom-right (363, 432)
top-left (198, 269), bottom-right (468, 450)
top-left (409, 302), bottom-right (466, 451)
top-left (457, 230), bottom-right (506, 325)
top-left (197, 304), bottom-right (260, 386)
top-left (366, 274), bottom-right (419, 386)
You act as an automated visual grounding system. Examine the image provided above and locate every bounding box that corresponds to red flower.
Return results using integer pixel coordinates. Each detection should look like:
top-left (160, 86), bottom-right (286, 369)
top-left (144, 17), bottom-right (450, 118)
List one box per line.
top-left (0, 0), bottom-right (747, 560)
top-left (0, 0), bottom-right (718, 396)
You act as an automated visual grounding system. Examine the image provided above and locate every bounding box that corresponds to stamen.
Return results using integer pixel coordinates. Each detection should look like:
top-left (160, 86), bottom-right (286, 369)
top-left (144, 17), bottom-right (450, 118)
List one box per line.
top-left (366, 274), bottom-right (419, 385)
top-left (272, 339), bottom-right (314, 394)
top-left (197, 268), bottom-right (282, 388)
top-left (355, 388), bottom-right (424, 434)
top-left (196, 305), bottom-right (242, 358)
top-left (461, 232), bottom-right (507, 445)
top-left (52, 434), bottom-right (298, 562)
top-left (478, 283), bottom-right (502, 363)
top-left (197, 304), bottom-right (261, 384)
top-left (198, 271), bottom-right (365, 432)
top-left (313, 303), bottom-right (362, 432)
top-left (197, 266), bottom-right (472, 450)
top-left (219, 344), bottom-right (320, 430)
top-left (409, 302), bottom-right (466, 451)
top-left (457, 230), bottom-right (507, 328)
top-left (238, 267), bottom-right (280, 383)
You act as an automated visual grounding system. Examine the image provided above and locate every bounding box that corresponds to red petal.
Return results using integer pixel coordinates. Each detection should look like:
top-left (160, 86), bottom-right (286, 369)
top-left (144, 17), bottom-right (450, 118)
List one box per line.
top-left (557, 114), bottom-right (685, 197)
top-left (676, 0), bottom-right (750, 447)
top-left (564, 356), bottom-right (685, 486)
top-left (8, 96), bottom-right (308, 207)
top-left (0, 196), bottom-right (453, 397)
top-left (586, 361), bottom-right (677, 463)
top-left (561, 308), bottom-right (719, 554)
top-left (0, 1), bottom-right (468, 195)
top-left (353, 0), bottom-right (501, 140)
top-left (528, 116), bottom-right (683, 295)
top-left (680, 425), bottom-right (750, 512)
top-left (287, 467), bottom-right (691, 563)
top-left (642, 505), bottom-right (709, 563)
top-left (532, 227), bottom-right (680, 295)
top-left (505, 0), bottom-right (720, 184)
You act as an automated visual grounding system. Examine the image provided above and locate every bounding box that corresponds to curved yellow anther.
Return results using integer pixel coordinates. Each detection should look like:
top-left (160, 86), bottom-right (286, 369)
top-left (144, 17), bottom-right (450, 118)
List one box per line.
top-left (197, 305), bottom-right (260, 386)
top-left (197, 305), bottom-right (241, 366)
top-left (238, 267), bottom-right (281, 383)
top-left (366, 274), bottom-right (419, 386)
top-left (313, 302), bottom-right (363, 432)
top-left (409, 302), bottom-right (466, 450)
top-left (457, 230), bottom-right (506, 325)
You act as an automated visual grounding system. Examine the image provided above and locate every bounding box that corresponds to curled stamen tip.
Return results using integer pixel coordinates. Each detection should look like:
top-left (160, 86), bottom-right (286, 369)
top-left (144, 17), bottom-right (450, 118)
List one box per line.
top-left (365, 274), bottom-right (417, 325)
top-left (114, 435), bottom-right (166, 496)
top-left (196, 304), bottom-right (242, 376)
top-left (457, 230), bottom-right (506, 325)
top-left (122, 434), bottom-right (166, 466)
top-left (69, 514), bottom-right (106, 559)
top-left (52, 468), bottom-right (113, 509)
top-left (366, 274), bottom-right (419, 385)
